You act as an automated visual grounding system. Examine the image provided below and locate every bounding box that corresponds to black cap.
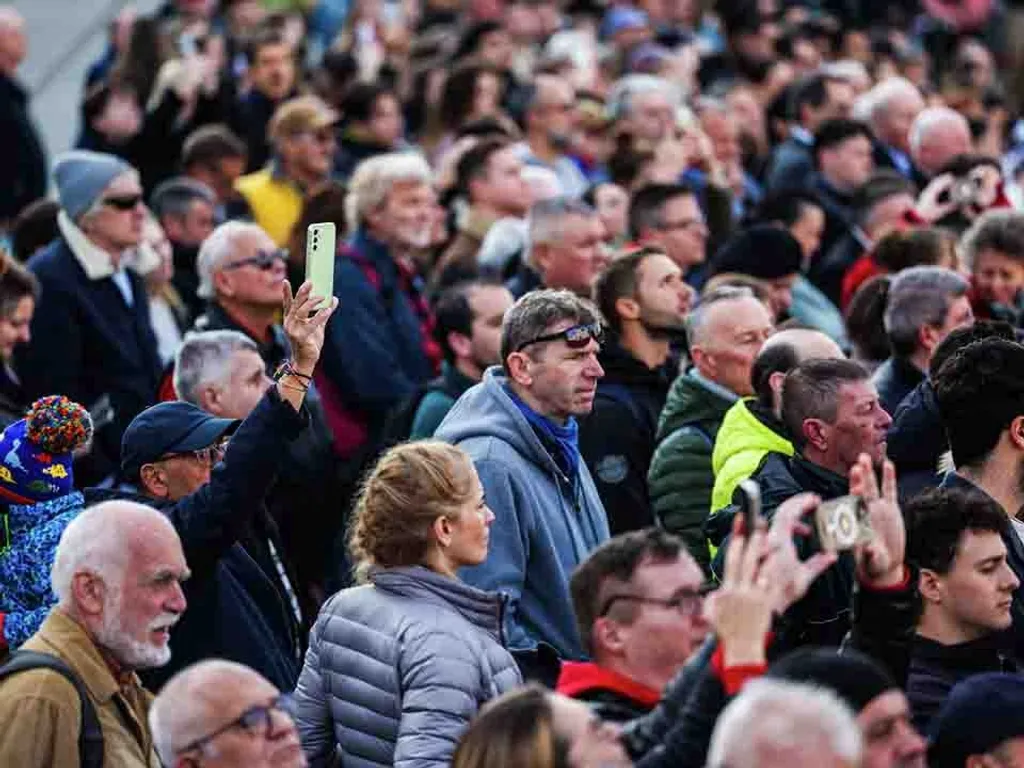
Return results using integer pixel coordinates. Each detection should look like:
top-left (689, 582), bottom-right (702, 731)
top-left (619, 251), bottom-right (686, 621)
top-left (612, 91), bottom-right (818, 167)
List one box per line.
top-left (929, 673), bottom-right (1024, 768)
top-left (767, 647), bottom-right (898, 713)
top-left (710, 225), bottom-right (804, 280)
top-left (121, 402), bottom-right (239, 479)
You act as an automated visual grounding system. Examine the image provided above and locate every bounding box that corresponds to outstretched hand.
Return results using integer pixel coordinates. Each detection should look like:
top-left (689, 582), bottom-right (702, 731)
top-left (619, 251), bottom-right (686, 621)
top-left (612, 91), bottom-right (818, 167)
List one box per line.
top-left (850, 455), bottom-right (906, 587)
top-left (915, 173), bottom-right (959, 223)
top-left (282, 280), bottom-right (338, 375)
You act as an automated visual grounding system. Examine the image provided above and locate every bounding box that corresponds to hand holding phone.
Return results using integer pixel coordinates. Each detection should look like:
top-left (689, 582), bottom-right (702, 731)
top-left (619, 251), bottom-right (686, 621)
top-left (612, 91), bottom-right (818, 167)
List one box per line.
top-left (737, 479), bottom-right (762, 532)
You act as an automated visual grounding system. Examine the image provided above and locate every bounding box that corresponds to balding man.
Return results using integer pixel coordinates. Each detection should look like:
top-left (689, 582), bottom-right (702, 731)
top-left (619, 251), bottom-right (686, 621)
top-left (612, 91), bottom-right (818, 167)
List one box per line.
top-left (709, 327), bottom-right (844, 515)
top-left (910, 107), bottom-right (973, 180)
top-left (515, 74), bottom-right (587, 198)
top-left (648, 286), bottom-right (774, 573)
top-left (0, 501), bottom-right (189, 767)
top-left (0, 6), bottom-right (46, 228)
top-left (150, 660), bottom-right (305, 768)
top-left (862, 77), bottom-right (925, 183)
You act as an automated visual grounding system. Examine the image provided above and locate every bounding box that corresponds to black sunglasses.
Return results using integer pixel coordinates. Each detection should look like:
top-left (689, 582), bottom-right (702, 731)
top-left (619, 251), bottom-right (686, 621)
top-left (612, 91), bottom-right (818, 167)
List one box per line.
top-left (179, 693), bottom-right (297, 755)
top-left (223, 249), bottom-right (287, 271)
top-left (515, 322), bottom-right (604, 353)
top-left (101, 194), bottom-right (144, 211)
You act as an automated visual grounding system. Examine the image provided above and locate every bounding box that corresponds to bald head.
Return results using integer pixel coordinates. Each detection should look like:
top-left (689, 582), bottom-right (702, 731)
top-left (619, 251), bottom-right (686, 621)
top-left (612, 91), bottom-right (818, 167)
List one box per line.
top-left (688, 287), bottom-right (774, 396)
top-left (150, 660), bottom-right (305, 768)
top-left (753, 328), bottom-right (845, 414)
top-left (0, 6), bottom-right (25, 76)
top-left (910, 107), bottom-right (972, 178)
top-left (52, 500), bottom-right (188, 671)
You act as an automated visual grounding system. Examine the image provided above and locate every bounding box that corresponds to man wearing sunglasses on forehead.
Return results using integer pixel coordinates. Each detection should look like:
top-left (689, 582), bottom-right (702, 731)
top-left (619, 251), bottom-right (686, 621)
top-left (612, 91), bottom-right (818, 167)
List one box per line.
top-left (16, 150), bottom-right (163, 486)
top-left (150, 660), bottom-right (306, 768)
top-left (436, 289), bottom-right (610, 661)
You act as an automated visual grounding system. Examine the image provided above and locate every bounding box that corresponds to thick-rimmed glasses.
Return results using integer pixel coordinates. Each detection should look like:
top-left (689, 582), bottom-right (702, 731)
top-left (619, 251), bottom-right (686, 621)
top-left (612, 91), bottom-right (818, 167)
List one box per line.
top-left (598, 584), bottom-right (714, 618)
top-left (178, 693), bottom-right (297, 756)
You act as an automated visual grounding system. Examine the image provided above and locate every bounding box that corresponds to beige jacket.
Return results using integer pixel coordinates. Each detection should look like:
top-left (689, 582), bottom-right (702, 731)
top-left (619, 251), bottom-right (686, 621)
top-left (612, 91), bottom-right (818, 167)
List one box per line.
top-left (0, 611), bottom-right (159, 767)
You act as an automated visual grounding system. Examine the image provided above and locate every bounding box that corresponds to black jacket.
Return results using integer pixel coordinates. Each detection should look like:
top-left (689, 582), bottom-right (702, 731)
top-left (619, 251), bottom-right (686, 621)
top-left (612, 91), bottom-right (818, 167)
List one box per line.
top-left (887, 380), bottom-right (946, 500)
top-left (91, 386), bottom-right (308, 693)
top-left (808, 173), bottom-right (859, 260)
top-left (232, 88), bottom-right (292, 173)
top-left (940, 471), bottom-right (1024, 662)
top-left (907, 633), bottom-right (1020, 734)
top-left (0, 74), bottom-right (46, 222)
top-left (579, 337), bottom-right (675, 534)
top-left (709, 452), bottom-right (856, 648)
top-left (17, 237), bottom-right (162, 485)
top-left (764, 135), bottom-right (814, 195)
top-left (809, 229), bottom-right (868, 308)
top-left (873, 355), bottom-right (925, 417)
top-left (505, 262), bottom-right (544, 299)
top-left (192, 302), bottom-right (349, 598)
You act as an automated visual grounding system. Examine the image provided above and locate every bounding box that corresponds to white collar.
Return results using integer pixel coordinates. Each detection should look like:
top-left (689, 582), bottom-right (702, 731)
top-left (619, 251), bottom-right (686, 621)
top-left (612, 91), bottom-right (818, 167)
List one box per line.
top-left (57, 211), bottom-right (121, 280)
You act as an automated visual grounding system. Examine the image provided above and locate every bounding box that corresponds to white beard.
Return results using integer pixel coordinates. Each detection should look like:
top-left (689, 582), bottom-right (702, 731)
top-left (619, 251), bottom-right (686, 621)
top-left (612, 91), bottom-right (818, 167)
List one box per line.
top-left (94, 589), bottom-right (176, 670)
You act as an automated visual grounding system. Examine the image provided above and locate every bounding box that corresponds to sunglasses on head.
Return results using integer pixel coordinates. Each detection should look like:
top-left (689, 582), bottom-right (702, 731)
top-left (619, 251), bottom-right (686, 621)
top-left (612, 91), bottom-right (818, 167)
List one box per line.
top-left (101, 194), bottom-right (143, 211)
top-left (515, 322), bottom-right (604, 352)
top-left (223, 249), bottom-right (287, 271)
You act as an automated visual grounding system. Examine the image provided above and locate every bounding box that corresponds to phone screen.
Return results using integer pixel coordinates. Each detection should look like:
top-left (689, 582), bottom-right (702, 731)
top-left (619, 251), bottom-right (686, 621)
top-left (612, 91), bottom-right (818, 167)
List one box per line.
top-left (305, 223), bottom-right (336, 309)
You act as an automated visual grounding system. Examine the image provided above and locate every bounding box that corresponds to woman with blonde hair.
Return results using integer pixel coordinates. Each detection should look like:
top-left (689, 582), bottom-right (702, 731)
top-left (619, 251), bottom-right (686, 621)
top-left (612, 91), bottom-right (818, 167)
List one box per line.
top-left (294, 440), bottom-right (522, 767)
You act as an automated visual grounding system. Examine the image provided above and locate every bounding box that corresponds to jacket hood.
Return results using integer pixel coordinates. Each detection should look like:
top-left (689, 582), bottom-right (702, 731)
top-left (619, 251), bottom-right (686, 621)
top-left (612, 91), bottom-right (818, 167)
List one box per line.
top-left (597, 335), bottom-right (677, 391)
top-left (434, 367), bottom-right (564, 477)
top-left (657, 369), bottom-right (736, 442)
top-left (370, 565), bottom-right (507, 643)
top-left (712, 399), bottom-right (793, 477)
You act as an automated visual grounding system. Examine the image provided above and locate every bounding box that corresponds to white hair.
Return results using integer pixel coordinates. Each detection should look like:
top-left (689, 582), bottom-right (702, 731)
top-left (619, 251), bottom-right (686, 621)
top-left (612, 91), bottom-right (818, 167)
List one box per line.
top-left (707, 679), bottom-right (863, 768)
top-left (607, 74), bottom-right (678, 120)
top-left (909, 107), bottom-right (970, 155)
top-left (173, 330), bottom-right (260, 405)
top-left (150, 659), bottom-right (274, 766)
top-left (196, 221), bottom-right (269, 301)
top-left (858, 76), bottom-right (922, 127)
top-left (345, 151), bottom-right (433, 233)
top-left (51, 501), bottom-right (176, 606)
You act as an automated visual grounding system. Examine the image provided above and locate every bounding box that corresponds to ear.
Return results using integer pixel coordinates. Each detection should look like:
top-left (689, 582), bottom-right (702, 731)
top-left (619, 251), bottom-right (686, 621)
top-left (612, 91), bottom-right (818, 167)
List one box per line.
top-left (532, 243), bottom-right (552, 274)
top-left (593, 616), bottom-right (628, 656)
top-left (71, 571), bottom-right (107, 617)
top-left (447, 331), bottom-right (473, 361)
top-left (213, 267), bottom-right (235, 299)
top-left (689, 345), bottom-right (715, 377)
top-left (919, 568), bottom-right (944, 605)
top-left (918, 323), bottom-right (942, 354)
top-left (432, 515), bottom-right (454, 548)
top-left (364, 202), bottom-right (388, 233)
top-left (505, 350), bottom-right (534, 387)
top-left (1008, 415), bottom-right (1024, 451)
top-left (614, 295), bottom-right (641, 324)
top-left (802, 418), bottom-right (830, 453)
top-left (140, 463), bottom-right (170, 499)
top-left (195, 384), bottom-right (221, 416)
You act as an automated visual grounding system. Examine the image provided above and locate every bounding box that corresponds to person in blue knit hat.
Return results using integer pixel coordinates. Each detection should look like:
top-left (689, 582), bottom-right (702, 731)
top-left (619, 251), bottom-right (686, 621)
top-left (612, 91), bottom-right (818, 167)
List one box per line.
top-left (0, 395), bottom-right (92, 652)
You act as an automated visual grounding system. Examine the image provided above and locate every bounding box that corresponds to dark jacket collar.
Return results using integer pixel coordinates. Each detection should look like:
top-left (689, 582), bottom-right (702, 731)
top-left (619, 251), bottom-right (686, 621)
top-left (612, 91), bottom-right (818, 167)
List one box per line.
top-left (195, 302), bottom-right (290, 369)
top-left (912, 631), bottom-right (1017, 675)
top-left (791, 453), bottom-right (850, 498)
top-left (597, 334), bottom-right (676, 391)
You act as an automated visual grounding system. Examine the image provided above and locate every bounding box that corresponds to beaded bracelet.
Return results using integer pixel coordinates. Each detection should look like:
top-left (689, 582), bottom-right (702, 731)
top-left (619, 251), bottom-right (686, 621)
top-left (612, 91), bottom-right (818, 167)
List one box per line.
top-left (274, 361), bottom-right (313, 383)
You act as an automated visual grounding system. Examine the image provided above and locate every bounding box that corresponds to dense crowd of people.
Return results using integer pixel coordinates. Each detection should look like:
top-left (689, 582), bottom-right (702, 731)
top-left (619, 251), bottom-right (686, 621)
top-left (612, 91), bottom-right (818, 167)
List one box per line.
top-left (2, 0), bottom-right (1024, 764)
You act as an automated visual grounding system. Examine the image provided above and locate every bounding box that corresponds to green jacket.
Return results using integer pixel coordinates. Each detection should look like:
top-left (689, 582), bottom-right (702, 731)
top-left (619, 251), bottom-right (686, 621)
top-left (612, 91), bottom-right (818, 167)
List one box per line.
top-left (710, 399), bottom-right (794, 513)
top-left (648, 370), bottom-right (735, 574)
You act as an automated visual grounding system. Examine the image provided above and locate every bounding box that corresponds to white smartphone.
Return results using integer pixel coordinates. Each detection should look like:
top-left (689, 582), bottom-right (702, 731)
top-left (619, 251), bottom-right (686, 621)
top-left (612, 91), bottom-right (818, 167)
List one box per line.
top-left (305, 222), bottom-right (336, 310)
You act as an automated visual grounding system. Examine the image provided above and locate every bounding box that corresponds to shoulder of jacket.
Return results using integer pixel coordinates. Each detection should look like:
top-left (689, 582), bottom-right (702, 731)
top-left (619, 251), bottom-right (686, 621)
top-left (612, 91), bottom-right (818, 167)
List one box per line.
top-left (0, 667), bottom-right (83, 714)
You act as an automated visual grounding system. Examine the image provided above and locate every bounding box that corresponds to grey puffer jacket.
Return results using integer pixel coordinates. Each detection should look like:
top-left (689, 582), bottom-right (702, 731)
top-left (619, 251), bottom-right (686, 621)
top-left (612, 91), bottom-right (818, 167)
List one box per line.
top-left (293, 565), bottom-right (523, 768)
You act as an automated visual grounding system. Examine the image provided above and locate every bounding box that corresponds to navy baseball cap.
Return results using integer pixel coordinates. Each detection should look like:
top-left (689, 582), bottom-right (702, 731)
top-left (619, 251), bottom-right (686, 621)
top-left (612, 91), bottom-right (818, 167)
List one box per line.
top-left (929, 673), bottom-right (1024, 768)
top-left (121, 402), bottom-right (239, 479)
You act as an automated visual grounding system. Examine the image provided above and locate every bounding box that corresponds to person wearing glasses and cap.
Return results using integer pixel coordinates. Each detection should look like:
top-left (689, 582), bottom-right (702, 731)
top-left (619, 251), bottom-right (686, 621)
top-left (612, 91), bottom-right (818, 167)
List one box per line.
top-left (91, 280), bottom-right (335, 696)
top-left (15, 150), bottom-right (164, 487)
top-left (435, 288), bottom-right (610, 661)
top-left (150, 659), bottom-right (306, 768)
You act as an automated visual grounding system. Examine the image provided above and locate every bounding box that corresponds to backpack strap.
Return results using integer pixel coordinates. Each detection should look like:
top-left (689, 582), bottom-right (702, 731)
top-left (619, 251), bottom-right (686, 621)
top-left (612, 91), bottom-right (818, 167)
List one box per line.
top-left (0, 650), bottom-right (104, 768)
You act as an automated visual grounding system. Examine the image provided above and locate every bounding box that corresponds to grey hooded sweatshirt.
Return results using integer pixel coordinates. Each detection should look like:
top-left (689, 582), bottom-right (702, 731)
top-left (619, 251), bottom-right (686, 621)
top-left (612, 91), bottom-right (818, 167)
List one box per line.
top-left (435, 367), bottom-right (610, 660)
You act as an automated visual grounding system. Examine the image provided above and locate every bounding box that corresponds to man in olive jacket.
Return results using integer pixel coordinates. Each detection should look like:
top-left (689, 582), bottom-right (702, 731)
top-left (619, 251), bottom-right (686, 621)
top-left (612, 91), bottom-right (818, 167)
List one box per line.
top-left (648, 287), bottom-right (773, 574)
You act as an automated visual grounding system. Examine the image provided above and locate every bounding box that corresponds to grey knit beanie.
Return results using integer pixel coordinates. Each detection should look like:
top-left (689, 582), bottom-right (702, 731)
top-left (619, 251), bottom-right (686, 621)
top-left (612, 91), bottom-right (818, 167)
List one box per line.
top-left (52, 150), bottom-right (134, 221)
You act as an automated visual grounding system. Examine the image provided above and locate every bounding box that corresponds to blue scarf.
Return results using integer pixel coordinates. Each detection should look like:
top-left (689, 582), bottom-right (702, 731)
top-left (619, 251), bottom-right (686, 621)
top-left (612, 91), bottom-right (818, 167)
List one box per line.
top-left (506, 386), bottom-right (580, 480)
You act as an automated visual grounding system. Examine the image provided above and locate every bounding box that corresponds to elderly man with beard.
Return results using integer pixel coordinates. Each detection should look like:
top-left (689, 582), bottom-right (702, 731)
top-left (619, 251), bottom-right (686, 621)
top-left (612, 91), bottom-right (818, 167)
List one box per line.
top-left (150, 660), bottom-right (306, 768)
top-left (318, 153), bottom-right (443, 462)
top-left (0, 501), bottom-right (189, 766)
top-left (581, 247), bottom-right (694, 534)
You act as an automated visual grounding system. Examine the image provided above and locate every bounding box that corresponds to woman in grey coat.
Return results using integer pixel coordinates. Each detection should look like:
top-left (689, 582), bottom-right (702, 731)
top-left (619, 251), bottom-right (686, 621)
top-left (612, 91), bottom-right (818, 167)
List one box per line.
top-left (293, 440), bottom-right (523, 768)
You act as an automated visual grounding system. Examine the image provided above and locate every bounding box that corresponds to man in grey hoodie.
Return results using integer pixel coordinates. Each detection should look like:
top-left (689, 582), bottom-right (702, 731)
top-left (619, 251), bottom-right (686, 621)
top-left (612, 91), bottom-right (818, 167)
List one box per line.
top-left (436, 289), bottom-right (610, 660)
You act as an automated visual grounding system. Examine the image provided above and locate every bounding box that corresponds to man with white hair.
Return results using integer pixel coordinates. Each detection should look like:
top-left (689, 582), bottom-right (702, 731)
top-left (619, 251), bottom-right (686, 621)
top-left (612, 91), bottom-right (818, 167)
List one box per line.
top-left (319, 152), bottom-right (442, 461)
top-left (608, 74), bottom-right (678, 143)
top-left (16, 151), bottom-right (163, 486)
top-left (707, 678), bottom-right (863, 768)
top-left (861, 77), bottom-right (925, 183)
top-left (0, 500), bottom-right (189, 766)
top-left (506, 196), bottom-right (605, 299)
top-left (149, 660), bottom-right (305, 768)
top-left (0, 5), bottom-right (46, 229)
top-left (910, 107), bottom-right (974, 180)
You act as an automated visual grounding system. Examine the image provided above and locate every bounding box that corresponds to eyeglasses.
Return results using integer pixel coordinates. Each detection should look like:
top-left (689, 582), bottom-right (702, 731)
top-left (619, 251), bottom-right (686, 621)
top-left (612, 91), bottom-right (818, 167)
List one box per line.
top-left (101, 194), bottom-right (144, 211)
top-left (178, 693), bottom-right (297, 755)
top-left (515, 322), bottom-right (604, 353)
top-left (598, 585), bottom-right (714, 618)
top-left (160, 436), bottom-right (230, 465)
top-left (223, 250), bottom-right (287, 271)
top-left (657, 217), bottom-right (706, 232)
